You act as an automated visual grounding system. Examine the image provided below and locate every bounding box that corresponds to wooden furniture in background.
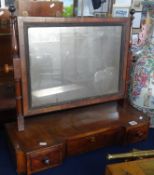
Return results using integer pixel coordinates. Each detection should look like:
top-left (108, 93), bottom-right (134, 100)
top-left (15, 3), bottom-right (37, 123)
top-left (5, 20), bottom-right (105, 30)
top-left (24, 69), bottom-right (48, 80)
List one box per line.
top-left (105, 157), bottom-right (154, 175)
top-left (15, 0), bottom-right (63, 17)
top-left (6, 101), bottom-right (150, 175)
top-left (0, 9), bottom-right (15, 111)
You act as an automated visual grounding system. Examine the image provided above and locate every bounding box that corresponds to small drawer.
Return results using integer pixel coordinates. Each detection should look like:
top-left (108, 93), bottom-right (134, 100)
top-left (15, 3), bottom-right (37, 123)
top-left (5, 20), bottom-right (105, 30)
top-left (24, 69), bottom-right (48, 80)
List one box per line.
top-left (125, 123), bottom-right (149, 144)
top-left (67, 127), bottom-right (123, 156)
top-left (27, 144), bottom-right (64, 174)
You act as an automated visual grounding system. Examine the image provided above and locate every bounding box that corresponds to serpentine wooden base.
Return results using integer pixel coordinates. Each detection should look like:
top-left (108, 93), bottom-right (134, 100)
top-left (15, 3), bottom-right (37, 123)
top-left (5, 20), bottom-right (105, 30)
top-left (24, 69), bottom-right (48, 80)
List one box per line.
top-left (5, 101), bottom-right (150, 175)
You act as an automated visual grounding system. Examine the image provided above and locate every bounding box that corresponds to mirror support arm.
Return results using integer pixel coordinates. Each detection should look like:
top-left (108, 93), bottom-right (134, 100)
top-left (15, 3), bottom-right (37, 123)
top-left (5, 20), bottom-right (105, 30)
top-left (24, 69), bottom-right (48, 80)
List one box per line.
top-left (9, 5), bottom-right (24, 131)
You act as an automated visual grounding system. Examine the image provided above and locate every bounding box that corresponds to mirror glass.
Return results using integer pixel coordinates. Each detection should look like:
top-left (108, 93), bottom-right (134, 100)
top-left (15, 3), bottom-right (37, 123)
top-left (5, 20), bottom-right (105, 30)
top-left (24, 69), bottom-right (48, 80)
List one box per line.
top-left (27, 25), bottom-right (122, 108)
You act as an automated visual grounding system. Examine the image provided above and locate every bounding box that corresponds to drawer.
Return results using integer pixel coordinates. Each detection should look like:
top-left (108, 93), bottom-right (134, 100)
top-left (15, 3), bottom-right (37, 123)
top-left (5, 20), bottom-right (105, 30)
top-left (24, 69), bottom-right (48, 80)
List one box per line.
top-left (125, 123), bottom-right (149, 144)
top-left (67, 127), bottom-right (123, 156)
top-left (27, 144), bottom-right (64, 174)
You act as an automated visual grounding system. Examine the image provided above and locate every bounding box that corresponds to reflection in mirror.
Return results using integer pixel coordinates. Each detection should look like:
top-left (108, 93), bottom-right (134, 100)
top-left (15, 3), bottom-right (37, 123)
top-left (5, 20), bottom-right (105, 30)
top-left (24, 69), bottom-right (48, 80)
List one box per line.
top-left (27, 26), bottom-right (122, 108)
top-left (61, 0), bottom-right (74, 16)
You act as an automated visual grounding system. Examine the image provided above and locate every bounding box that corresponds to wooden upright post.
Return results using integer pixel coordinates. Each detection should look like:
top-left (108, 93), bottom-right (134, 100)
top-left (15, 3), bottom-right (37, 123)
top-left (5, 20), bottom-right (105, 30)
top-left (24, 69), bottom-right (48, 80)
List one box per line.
top-left (9, 5), bottom-right (24, 131)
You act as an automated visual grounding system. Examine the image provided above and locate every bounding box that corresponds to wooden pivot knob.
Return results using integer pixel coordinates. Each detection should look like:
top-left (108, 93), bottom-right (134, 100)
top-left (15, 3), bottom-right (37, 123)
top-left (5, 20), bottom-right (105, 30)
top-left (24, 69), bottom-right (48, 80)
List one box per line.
top-left (3, 64), bottom-right (13, 73)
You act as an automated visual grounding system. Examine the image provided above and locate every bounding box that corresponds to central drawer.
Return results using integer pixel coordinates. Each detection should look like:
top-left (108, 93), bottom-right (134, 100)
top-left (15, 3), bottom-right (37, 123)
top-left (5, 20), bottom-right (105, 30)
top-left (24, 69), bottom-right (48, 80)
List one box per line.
top-left (67, 127), bottom-right (123, 156)
top-left (27, 143), bottom-right (64, 174)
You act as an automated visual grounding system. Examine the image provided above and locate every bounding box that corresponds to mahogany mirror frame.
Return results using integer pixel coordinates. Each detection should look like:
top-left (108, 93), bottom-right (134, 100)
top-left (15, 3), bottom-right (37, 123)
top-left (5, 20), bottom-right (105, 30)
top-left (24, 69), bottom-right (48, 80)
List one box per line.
top-left (16, 17), bottom-right (131, 118)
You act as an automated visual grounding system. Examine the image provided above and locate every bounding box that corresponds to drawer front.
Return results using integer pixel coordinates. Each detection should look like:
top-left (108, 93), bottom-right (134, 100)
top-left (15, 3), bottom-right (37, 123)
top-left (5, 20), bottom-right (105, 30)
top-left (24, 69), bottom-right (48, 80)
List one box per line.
top-left (27, 144), bottom-right (64, 173)
top-left (125, 123), bottom-right (149, 144)
top-left (67, 128), bottom-right (123, 156)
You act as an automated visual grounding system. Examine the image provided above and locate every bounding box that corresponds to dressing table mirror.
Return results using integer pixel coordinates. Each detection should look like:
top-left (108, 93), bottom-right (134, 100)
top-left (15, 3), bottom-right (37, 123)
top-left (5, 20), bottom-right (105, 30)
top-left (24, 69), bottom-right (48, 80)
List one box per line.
top-left (5, 9), bottom-right (150, 175)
